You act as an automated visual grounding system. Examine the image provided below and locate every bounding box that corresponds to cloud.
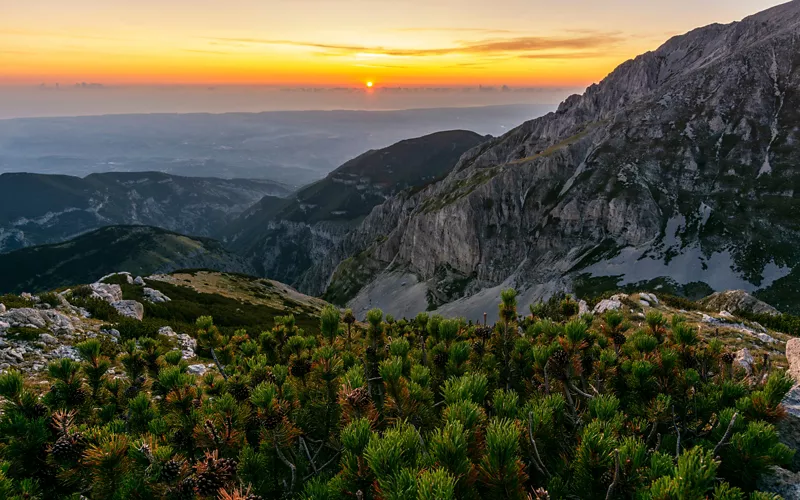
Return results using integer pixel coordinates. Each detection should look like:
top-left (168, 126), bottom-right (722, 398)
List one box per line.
top-left (205, 32), bottom-right (625, 58)
top-left (393, 27), bottom-right (518, 34)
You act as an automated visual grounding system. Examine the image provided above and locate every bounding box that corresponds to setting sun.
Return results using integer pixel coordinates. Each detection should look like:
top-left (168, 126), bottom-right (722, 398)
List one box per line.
top-left (366, 81), bottom-right (374, 88)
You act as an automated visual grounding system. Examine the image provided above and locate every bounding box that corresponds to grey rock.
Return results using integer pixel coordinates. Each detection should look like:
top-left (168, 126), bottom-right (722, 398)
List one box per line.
top-left (757, 466), bottom-right (800, 498)
top-left (593, 299), bottom-right (622, 314)
top-left (787, 338), bottom-right (800, 384)
top-left (39, 333), bottom-right (58, 345)
top-left (735, 348), bottom-right (755, 375)
top-left (111, 300), bottom-right (144, 320)
top-left (158, 326), bottom-right (176, 337)
top-left (779, 385), bottom-right (800, 471)
top-left (90, 283), bottom-right (123, 303)
top-left (187, 364), bottom-right (207, 376)
top-left (48, 345), bottom-right (80, 361)
top-left (143, 287), bottom-right (170, 303)
top-left (0, 304), bottom-right (6, 314)
top-left (0, 363), bottom-right (9, 370)
top-left (134, 276), bottom-right (145, 286)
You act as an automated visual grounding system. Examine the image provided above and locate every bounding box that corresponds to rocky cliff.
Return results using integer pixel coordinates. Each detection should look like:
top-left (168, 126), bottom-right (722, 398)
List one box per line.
top-left (225, 130), bottom-right (487, 295)
top-left (325, 1), bottom-right (800, 320)
top-left (0, 171), bottom-right (289, 253)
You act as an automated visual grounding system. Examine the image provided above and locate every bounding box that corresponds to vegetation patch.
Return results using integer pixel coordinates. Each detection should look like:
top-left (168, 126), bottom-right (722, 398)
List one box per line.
top-left (323, 248), bottom-right (386, 306)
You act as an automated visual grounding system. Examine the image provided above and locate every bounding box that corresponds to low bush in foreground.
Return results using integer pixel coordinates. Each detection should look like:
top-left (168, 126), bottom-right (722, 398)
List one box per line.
top-left (0, 290), bottom-right (793, 499)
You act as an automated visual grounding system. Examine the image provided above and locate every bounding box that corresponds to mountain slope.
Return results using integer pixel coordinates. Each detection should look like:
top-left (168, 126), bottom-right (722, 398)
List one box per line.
top-left (225, 130), bottom-right (487, 294)
top-left (0, 225), bottom-right (255, 294)
top-left (0, 171), bottom-right (289, 253)
top-left (325, 1), bottom-right (800, 320)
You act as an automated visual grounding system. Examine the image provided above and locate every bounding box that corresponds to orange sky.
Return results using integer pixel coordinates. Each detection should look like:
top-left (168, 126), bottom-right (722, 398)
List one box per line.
top-left (0, 0), bottom-right (787, 87)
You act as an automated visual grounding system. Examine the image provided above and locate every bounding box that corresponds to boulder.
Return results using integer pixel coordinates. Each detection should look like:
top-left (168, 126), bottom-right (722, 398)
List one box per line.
top-left (134, 276), bottom-right (146, 286)
top-left (787, 338), bottom-right (800, 384)
top-left (0, 304), bottom-right (5, 314)
top-left (47, 345), bottom-right (81, 361)
top-left (90, 283), bottom-right (123, 303)
top-left (2, 308), bottom-right (47, 329)
top-left (757, 466), bottom-right (800, 498)
top-left (640, 293), bottom-right (659, 305)
top-left (111, 300), bottom-right (144, 320)
top-left (158, 326), bottom-right (176, 337)
top-left (187, 364), bottom-right (207, 376)
top-left (39, 333), bottom-right (58, 345)
top-left (143, 287), bottom-right (171, 303)
top-left (734, 348), bottom-right (754, 375)
top-left (578, 300), bottom-right (589, 315)
top-left (593, 298), bottom-right (622, 314)
top-left (97, 272), bottom-right (133, 284)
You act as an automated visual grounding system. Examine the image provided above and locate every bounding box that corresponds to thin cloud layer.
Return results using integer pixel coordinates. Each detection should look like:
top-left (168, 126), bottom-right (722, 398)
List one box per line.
top-left (206, 32), bottom-right (625, 59)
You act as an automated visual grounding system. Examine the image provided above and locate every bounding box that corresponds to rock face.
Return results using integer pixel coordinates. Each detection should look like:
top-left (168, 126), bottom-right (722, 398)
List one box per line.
top-left (226, 131), bottom-right (487, 296)
top-left (699, 290), bottom-right (779, 316)
top-left (111, 300), bottom-right (144, 320)
top-left (781, 337), bottom-right (800, 471)
top-left (308, 1), bottom-right (800, 320)
top-left (0, 171), bottom-right (289, 253)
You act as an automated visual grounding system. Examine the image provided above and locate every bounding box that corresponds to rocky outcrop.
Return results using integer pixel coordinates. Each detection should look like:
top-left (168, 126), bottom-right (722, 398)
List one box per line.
top-left (757, 466), bottom-right (800, 498)
top-left (91, 283), bottom-right (123, 303)
top-left (699, 290), bottom-right (779, 316)
top-left (227, 131), bottom-right (487, 296)
top-left (111, 300), bottom-right (144, 320)
top-left (317, 1), bottom-right (800, 320)
top-left (0, 308), bottom-right (77, 335)
top-left (143, 287), bottom-right (170, 303)
top-left (780, 338), bottom-right (800, 471)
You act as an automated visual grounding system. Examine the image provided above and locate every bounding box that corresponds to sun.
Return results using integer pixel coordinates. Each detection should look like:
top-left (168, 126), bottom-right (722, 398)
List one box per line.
top-left (366, 81), bottom-right (374, 88)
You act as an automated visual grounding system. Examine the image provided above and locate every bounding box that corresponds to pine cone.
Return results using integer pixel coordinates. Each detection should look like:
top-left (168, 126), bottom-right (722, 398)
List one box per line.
top-left (290, 358), bottom-right (312, 378)
top-left (475, 326), bottom-right (493, 340)
top-left (550, 349), bottom-right (569, 368)
top-left (471, 339), bottom-right (485, 356)
top-left (601, 469), bottom-right (614, 485)
top-left (30, 402), bottom-right (48, 419)
top-left (69, 386), bottom-right (88, 405)
top-left (612, 332), bottom-right (627, 346)
top-left (228, 383), bottom-right (251, 401)
top-left (365, 346), bottom-right (377, 359)
top-left (262, 407), bottom-right (285, 430)
top-left (346, 387), bottom-right (370, 409)
top-left (433, 352), bottom-right (448, 368)
top-left (51, 432), bottom-right (86, 461)
top-left (174, 477), bottom-right (196, 500)
top-left (161, 459), bottom-right (182, 482)
top-left (721, 352), bottom-right (735, 364)
top-left (265, 371), bottom-right (276, 384)
top-left (124, 384), bottom-right (141, 399)
top-left (195, 471), bottom-right (221, 497)
top-left (246, 495), bottom-right (265, 500)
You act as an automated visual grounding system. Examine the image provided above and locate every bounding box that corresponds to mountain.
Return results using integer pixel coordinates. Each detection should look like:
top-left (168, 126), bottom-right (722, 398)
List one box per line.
top-left (0, 225), bottom-right (255, 294)
top-left (319, 1), bottom-right (800, 320)
top-left (0, 171), bottom-right (289, 253)
top-left (225, 130), bottom-right (487, 293)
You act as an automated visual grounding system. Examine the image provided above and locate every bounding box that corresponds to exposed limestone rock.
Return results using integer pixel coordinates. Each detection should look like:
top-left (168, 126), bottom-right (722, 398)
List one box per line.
top-left (0, 308), bottom-right (77, 335)
top-left (757, 466), bottom-right (800, 498)
top-left (111, 300), bottom-right (144, 320)
top-left (0, 304), bottom-right (5, 314)
top-left (187, 364), bottom-right (208, 376)
top-left (90, 283), bottom-right (123, 303)
top-left (39, 333), bottom-right (58, 345)
top-left (734, 348), bottom-right (754, 375)
top-left (593, 295), bottom-right (628, 314)
top-left (143, 287), bottom-right (170, 303)
top-left (787, 338), bottom-right (800, 384)
top-left (699, 290), bottom-right (779, 316)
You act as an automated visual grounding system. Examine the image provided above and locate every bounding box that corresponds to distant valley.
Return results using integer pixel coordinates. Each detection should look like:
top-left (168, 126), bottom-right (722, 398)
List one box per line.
top-left (0, 171), bottom-right (287, 253)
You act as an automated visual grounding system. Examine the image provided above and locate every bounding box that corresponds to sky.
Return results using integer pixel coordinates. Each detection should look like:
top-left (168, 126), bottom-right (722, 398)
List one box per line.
top-left (0, 0), bottom-right (788, 88)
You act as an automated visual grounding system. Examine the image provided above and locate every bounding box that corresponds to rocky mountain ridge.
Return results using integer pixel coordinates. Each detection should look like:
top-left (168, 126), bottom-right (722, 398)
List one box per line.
top-left (317, 1), bottom-right (800, 320)
top-left (0, 171), bottom-right (289, 253)
top-left (225, 130), bottom-right (487, 294)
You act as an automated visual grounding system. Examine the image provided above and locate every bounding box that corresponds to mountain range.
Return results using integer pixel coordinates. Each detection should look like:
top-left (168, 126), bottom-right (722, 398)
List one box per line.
top-left (316, 0), bottom-right (800, 319)
top-left (4, 1), bottom-right (800, 320)
top-left (0, 225), bottom-right (253, 294)
top-left (0, 171), bottom-right (288, 253)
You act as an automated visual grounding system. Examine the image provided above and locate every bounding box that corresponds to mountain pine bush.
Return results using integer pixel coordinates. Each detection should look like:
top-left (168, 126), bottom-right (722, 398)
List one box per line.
top-left (0, 289), bottom-right (794, 498)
